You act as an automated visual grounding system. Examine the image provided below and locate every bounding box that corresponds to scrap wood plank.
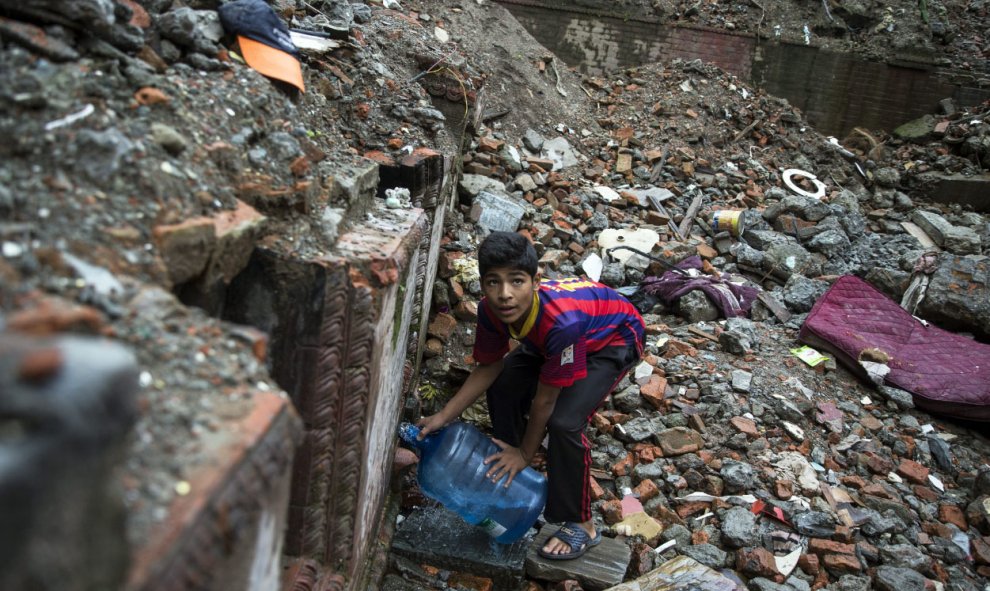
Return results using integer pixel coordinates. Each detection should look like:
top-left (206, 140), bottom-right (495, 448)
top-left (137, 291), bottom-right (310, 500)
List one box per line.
top-left (757, 291), bottom-right (792, 323)
top-left (677, 191), bottom-right (704, 240)
top-left (688, 326), bottom-right (719, 342)
top-left (648, 194), bottom-right (684, 240)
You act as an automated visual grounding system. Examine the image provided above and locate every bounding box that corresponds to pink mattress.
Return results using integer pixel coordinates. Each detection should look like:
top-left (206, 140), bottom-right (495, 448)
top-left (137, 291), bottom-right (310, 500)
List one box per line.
top-left (799, 275), bottom-right (990, 421)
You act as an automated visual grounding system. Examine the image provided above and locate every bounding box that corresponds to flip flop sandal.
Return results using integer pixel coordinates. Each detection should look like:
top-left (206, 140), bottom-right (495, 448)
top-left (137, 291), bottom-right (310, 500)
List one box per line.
top-left (537, 523), bottom-right (602, 560)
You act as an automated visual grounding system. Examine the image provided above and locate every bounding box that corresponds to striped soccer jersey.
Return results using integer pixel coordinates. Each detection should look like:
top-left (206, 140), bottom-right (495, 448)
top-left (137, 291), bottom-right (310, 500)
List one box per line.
top-left (473, 277), bottom-right (645, 387)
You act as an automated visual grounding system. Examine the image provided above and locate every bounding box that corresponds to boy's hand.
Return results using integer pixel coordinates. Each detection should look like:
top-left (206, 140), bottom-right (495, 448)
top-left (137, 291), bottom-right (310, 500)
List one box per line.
top-left (484, 439), bottom-right (529, 488)
top-left (415, 413), bottom-right (449, 439)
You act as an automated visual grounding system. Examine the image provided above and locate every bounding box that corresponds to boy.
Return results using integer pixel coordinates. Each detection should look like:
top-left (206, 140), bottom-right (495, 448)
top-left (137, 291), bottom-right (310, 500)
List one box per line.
top-left (417, 231), bottom-right (645, 560)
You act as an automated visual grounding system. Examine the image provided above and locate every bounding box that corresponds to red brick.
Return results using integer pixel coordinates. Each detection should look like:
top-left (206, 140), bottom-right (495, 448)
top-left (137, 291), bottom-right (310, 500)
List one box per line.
top-left (833, 526), bottom-right (854, 543)
top-left (822, 553), bottom-right (862, 573)
top-left (675, 501), bottom-right (709, 519)
top-left (526, 157), bottom-right (555, 172)
top-left (730, 416), bottom-right (759, 437)
top-left (477, 136), bottom-right (504, 153)
top-left (798, 553), bottom-right (820, 575)
top-left (602, 499), bottom-right (624, 524)
top-left (860, 483), bottom-right (897, 500)
top-left (695, 242), bottom-right (718, 259)
top-left (427, 312), bottom-right (457, 342)
top-left (17, 346), bottom-right (64, 383)
top-left (589, 476), bottom-right (606, 501)
top-left (453, 301), bottom-right (478, 322)
top-left (639, 375), bottom-right (667, 410)
top-left (7, 298), bottom-right (105, 336)
top-left (840, 475), bottom-right (866, 488)
top-left (664, 339), bottom-right (698, 358)
top-left (939, 504), bottom-right (968, 530)
top-left (627, 542), bottom-right (654, 578)
top-left (634, 478), bottom-right (660, 502)
top-left (437, 250), bottom-right (464, 279)
top-left (863, 452), bottom-right (893, 475)
top-left (972, 536), bottom-right (990, 565)
top-left (736, 547), bottom-right (779, 579)
top-left (808, 538), bottom-right (855, 556)
top-left (612, 452), bottom-right (635, 477)
top-left (898, 458), bottom-right (930, 484)
top-left (775, 479), bottom-right (793, 500)
top-left (448, 572), bottom-right (493, 591)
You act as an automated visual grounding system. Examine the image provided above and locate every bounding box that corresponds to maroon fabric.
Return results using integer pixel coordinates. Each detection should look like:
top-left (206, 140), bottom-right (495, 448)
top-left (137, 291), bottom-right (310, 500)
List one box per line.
top-left (640, 256), bottom-right (760, 318)
top-left (800, 275), bottom-right (990, 421)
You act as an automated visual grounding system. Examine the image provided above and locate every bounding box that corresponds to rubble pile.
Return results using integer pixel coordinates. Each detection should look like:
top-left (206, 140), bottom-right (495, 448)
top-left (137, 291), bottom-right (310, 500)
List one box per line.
top-left (0, 0), bottom-right (989, 590)
top-left (0, 0), bottom-right (478, 575)
top-left (547, 0), bottom-right (990, 70)
top-left (406, 56), bottom-right (990, 591)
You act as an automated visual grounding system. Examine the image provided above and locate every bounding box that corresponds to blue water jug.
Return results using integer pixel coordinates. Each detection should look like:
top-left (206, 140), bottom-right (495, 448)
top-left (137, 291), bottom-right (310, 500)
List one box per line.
top-left (398, 421), bottom-right (547, 543)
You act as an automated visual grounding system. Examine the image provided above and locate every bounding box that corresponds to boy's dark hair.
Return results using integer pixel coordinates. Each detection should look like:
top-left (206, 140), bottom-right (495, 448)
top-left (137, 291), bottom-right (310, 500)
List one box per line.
top-left (478, 231), bottom-right (538, 278)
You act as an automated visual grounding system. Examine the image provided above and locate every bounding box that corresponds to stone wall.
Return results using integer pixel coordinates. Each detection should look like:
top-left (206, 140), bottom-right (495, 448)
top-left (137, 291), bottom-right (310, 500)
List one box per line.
top-left (222, 146), bottom-right (457, 590)
top-left (497, 0), bottom-right (990, 136)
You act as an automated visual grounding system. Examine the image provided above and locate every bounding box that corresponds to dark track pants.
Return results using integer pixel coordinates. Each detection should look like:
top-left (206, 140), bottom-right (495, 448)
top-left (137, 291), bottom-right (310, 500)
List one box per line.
top-left (486, 343), bottom-right (639, 524)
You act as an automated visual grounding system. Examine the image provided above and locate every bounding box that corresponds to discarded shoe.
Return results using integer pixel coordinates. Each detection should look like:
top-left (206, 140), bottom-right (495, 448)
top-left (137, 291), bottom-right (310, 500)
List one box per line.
top-left (537, 523), bottom-right (601, 560)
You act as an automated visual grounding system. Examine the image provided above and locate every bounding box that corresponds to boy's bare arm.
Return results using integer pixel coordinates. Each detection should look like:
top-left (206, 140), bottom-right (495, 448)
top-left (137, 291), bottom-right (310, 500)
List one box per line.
top-left (416, 360), bottom-right (504, 437)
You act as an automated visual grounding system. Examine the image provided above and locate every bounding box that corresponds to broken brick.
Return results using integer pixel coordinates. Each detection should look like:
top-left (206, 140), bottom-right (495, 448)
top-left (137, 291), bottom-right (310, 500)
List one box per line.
top-left (427, 313), bottom-right (457, 342)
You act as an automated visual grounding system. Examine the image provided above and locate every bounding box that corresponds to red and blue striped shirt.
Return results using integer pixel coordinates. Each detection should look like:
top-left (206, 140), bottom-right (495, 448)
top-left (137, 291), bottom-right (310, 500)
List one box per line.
top-left (473, 278), bottom-right (645, 387)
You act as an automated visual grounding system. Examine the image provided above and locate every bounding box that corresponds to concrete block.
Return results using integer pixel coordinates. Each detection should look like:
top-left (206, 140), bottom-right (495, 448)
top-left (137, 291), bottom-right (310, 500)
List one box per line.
top-left (392, 506), bottom-right (531, 591)
top-left (910, 210), bottom-right (953, 247)
top-left (470, 191), bottom-right (527, 233)
top-left (526, 527), bottom-right (631, 590)
top-left (322, 153), bottom-right (382, 213)
top-left (153, 217), bottom-right (216, 286)
top-left (943, 225), bottom-right (982, 255)
top-left (460, 174), bottom-right (507, 201)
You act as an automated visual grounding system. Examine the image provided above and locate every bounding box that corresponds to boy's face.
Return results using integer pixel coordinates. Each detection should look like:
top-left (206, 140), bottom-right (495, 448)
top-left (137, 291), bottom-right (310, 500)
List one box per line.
top-left (482, 266), bottom-right (539, 327)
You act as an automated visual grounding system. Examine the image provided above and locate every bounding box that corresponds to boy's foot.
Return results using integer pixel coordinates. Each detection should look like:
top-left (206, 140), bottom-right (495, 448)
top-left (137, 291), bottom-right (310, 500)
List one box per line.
top-left (538, 521), bottom-right (601, 560)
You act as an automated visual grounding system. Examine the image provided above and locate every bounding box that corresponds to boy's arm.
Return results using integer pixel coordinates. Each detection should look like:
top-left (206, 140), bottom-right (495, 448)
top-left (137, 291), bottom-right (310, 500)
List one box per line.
top-left (416, 359), bottom-right (504, 438)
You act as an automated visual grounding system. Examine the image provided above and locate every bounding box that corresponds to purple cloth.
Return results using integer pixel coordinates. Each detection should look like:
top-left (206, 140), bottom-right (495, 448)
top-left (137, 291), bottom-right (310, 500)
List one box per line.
top-left (640, 256), bottom-right (759, 318)
top-left (800, 275), bottom-right (990, 421)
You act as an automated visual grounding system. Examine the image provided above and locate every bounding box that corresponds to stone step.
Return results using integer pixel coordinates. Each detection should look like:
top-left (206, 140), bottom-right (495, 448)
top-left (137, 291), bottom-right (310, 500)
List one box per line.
top-left (526, 527), bottom-right (631, 591)
top-left (391, 506), bottom-right (531, 591)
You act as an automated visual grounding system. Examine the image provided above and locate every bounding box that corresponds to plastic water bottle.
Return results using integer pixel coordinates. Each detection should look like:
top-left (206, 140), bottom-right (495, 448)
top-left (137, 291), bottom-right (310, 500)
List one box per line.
top-left (398, 421), bottom-right (547, 543)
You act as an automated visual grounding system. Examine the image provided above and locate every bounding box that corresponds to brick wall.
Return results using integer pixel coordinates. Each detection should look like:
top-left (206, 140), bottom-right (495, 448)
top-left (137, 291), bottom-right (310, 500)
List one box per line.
top-left (498, 0), bottom-right (990, 136)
